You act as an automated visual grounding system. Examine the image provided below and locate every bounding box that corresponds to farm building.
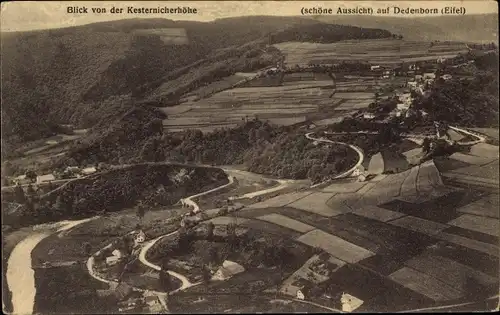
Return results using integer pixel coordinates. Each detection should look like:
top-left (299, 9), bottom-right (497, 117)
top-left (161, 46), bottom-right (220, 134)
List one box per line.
top-left (441, 74), bottom-right (453, 80)
top-left (423, 72), bottom-right (436, 80)
top-left (82, 167), bottom-right (97, 175)
top-left (211, 260), bottom-right (245, 281)
top-left (13, 175), bottom-right (30, 185)
top-left (437, 57), bottom-right (447, 63)
top-left (414, 74), bottom-right (423, 81)
top-left (65, 166), bottom-right (80, 173)
top-left (370, 65), bottom-right (381, 71)
top-left (36, 174), bottom-right (55, 184)
top-left (104, 249), bottom-right (124, 266)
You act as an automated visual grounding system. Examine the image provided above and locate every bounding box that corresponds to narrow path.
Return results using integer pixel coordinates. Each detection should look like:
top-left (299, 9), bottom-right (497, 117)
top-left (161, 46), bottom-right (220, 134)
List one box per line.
top-left (180, 174), bottom-right (234, 212)
top-left (137, 231), bottom-right (201, 292)
top-left (305, 132), bottom-right (365, 188)
top-left (224, 168), bottom-right (300, 200)
top-left (6, 217), bottom-right (96, 315)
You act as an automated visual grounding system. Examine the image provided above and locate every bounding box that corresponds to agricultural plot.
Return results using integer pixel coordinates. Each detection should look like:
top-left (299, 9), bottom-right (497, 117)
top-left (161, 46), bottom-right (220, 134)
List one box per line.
top-left (403, 254), bottom-right (497, 292)
top-left (321, 180), bottom-right (367, 193)
top-left (275, 39), bottom-right (466, 66)
top-left (185, 74), bottom-right (249, 99)
top-left (381, 149), bottom-right (411, 173)
top-left (289, 192), bottom-right (345, 217)
top-left (456, 194), bottom-right (499, 218)
top-left (449, 152), bottom-right (497, 165)
top-left (398, 167), bottom-right (419, 201)
top-left (161, 73), bottom-right (377, 132)
top-left (448, 214), bottom-right (499, 237)
top-left (351, 205), bottom-right (405, 223)
top-left (389, 215), bottom-right (448, 236)
top-left (471, 128), bottom-right (500, 141)
top-left (256, 213), bottom-right (315, 233)
top-left (313, 116), bottom-right (344, 126)
top-left (248, 191), bottom-right (313, 209)
top-left (389, 267), bottom-right (463, 301)
top-left (297, 229), bottom-right (375, 263)
top-left (435, 232), bottom-right (499, 257)
top-left (208, 216), bottom-right (249, 226)
top-left (469, 143), bottom-right (499, 159)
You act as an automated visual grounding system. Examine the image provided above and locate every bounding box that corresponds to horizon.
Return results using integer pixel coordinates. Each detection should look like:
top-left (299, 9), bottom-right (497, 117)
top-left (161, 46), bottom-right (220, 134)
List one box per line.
top-left (1, 0), bottom-right (498, 33)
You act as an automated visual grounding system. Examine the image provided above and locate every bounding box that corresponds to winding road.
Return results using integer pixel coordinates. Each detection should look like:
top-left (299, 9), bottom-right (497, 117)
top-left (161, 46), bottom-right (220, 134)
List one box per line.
top-left (8, 125), bottom-right (488, 314)
top-left (305, 132), bottom-right (365, 188)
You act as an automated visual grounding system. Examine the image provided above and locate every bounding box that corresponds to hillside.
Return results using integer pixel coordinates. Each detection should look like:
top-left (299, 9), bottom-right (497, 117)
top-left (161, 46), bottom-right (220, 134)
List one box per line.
top-left (311, 14), bottom-right (498, 43)
top-left (57, 118), bottom-right (357, 184)
top-left (413, 51), bottom-right (499, 127)
top-left (2, 17), bottom-right (393, 150)
top-left (3, 163), bottom-right (228, 228)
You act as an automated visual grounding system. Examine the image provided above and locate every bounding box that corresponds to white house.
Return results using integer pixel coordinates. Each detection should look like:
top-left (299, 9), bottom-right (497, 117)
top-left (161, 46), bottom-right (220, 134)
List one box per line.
top-left (441, 74), bottom-right (452, 81)
top-left (36, 174), bottom-right (56, 185)
top-left (134, 230), bottom-right (146, 246)
top-left (423, 72), bottom-right (436, 80)
top-left (407, 81), bottom-right (417, 89)
top-left (363, 113), bottom-right (376, 119)
top-left (112, 249), bottom-right (123, 258)
top-left (106, 256), bottom-right (120, 266)
top-left (437, 57), bottom-right (447, 63)
top-left (414, 74), bottom-right (423, 82)
top-left (81, 167), bottom-right (97, 175)
top-left (370, 65), bottom-right (381, 71)
top-left (212, 260), bottom-right (245, 281)
top-left (296, 290), bottom-right (305, 300)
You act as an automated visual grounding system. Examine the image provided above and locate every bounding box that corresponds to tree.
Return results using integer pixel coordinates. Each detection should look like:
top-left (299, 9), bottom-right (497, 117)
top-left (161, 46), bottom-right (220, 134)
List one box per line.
top-left (14, 184), bottom-right (26, 204)
top-left (202, 264), bottom-right (211, 284)
top-left (26, 184), bottom-right (36, 196)
top-left (83, 242), bottom-right (92, 256)
top-left (47, 180), bottom-right (55, 191)
top-left (136, 203), bottom-right (146, 221)
top-left (207, 222), bottom-right (215, 240)
top-left (26, 170), bottom-right (37, 183)
top-left (159, 268), bottom-right (171, 290)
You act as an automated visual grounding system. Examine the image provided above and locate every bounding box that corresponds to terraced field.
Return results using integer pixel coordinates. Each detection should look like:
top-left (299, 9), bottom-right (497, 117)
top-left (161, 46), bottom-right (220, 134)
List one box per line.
top-left (274, 39), bottom-right (468, 66)
top-left (161, 84), bottom-right (374, 132)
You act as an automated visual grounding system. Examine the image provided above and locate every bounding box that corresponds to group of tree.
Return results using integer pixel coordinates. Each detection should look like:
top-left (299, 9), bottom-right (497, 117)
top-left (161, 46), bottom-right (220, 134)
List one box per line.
top-left (412, 56), bottom-right (499, 128)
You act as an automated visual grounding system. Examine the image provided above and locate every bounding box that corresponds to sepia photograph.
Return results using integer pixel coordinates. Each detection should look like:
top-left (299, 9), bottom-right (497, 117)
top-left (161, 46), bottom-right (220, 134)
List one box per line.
top-left (1, 0), bottom-right (499, 313)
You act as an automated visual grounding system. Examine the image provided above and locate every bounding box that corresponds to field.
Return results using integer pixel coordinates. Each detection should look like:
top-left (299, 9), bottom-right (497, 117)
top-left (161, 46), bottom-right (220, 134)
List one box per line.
top-left (297, 229), bottom-right (375, 263)
top-left (274, 39), bottom-right (468, 66)
top-left (159, 74), bottom-right (375, 133)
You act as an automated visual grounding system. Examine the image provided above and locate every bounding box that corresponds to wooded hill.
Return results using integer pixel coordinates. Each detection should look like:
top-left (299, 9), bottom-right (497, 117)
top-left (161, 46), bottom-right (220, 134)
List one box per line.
top-left (2, 17), bottom-right (393, 149)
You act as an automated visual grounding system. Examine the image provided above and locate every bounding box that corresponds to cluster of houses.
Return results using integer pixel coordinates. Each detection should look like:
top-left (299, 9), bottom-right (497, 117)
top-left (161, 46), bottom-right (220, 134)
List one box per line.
top-left (104, 230), bottom-right (146, 266)
top-left (12, 165), bottom-right (98, 186)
